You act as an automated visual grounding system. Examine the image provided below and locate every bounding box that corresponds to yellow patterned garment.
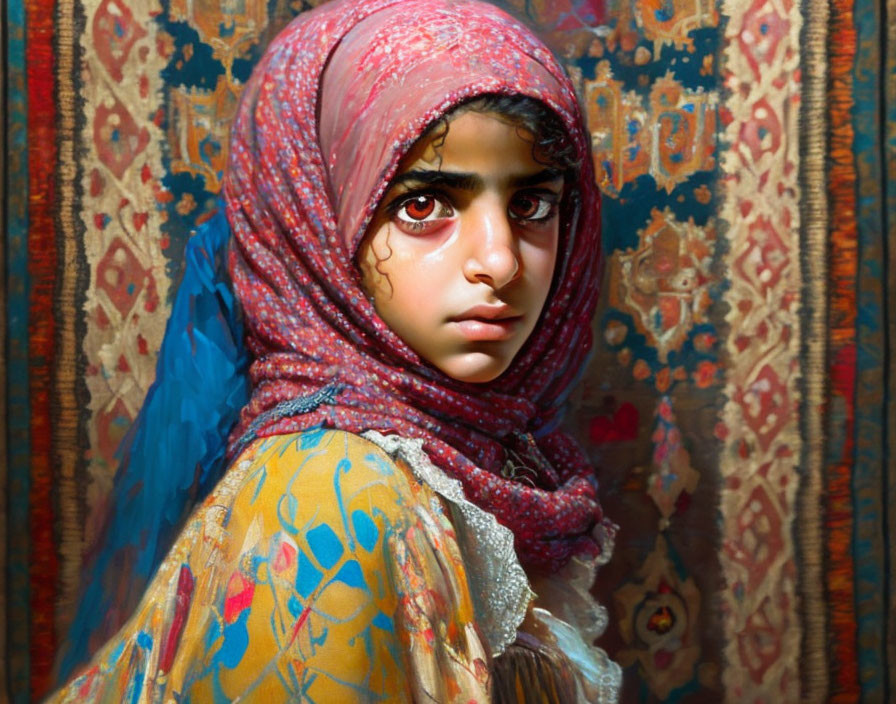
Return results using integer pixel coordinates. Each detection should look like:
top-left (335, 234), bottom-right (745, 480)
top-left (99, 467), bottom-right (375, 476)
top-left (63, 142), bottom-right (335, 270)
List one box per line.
top-left (50, 429), bottom-right (490, 703)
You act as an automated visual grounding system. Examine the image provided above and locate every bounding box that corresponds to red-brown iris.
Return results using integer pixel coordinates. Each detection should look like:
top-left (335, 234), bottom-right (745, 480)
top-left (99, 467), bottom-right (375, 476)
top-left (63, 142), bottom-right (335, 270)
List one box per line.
top-left (404, 195), bottom-right (436, 220)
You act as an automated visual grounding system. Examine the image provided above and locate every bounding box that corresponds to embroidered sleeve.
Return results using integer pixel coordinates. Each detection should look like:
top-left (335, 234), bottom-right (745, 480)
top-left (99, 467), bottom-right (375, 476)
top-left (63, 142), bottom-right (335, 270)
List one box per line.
top-left (49, 429), bottom-right (490, 703)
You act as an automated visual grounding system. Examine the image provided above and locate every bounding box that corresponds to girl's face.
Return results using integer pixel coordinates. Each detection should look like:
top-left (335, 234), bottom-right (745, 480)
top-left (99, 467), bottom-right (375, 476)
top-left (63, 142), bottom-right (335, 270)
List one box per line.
top-left (358, 110), bottom-right (563, 383)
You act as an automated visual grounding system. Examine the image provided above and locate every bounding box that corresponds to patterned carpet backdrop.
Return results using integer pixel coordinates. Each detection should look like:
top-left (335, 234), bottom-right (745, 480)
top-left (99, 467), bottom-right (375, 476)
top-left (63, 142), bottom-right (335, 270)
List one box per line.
top-left (3, 0), bottom-right (895, 701)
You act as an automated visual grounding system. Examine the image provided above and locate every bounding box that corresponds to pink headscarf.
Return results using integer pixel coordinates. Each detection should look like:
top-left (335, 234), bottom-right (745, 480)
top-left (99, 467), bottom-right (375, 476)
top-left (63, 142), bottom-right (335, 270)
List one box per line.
top-left (225, 0), bottom-right (607, 572)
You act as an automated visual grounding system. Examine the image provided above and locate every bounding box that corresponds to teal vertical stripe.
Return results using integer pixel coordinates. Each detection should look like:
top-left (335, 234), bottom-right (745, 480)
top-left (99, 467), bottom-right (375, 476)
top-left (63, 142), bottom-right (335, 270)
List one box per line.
top-left (883, 0), bottom-right (896, 696)
top-left (852, 0), bottom-right (887, 696)
top-left (5, 0), bottom-right (31, 699)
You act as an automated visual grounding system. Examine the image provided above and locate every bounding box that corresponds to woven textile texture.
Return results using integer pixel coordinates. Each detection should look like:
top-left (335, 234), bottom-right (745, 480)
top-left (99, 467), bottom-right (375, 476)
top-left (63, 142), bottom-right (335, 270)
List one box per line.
top-left (3, 0), bottom-right (894, 701)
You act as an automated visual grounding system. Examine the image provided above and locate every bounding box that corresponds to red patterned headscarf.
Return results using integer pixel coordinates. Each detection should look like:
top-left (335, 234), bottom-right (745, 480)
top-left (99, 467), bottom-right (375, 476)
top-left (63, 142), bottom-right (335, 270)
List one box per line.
top-left (225, 0), bottom-right (606, 573)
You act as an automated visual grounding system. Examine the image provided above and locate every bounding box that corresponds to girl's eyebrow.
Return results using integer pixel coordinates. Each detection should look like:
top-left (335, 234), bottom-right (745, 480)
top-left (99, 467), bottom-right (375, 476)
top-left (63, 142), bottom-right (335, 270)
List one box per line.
top-left (392, 167), bottom-right (563, 191)
top-left (510, 168), bottom-right (564, 187)
top-left (392, 170), bottom-right (480, 190)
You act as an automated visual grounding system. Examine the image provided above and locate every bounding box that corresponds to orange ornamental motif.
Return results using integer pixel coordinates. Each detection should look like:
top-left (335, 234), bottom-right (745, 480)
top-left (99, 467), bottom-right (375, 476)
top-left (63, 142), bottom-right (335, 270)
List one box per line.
top-left (634, 0), bottom-right (719, 52)
top-left (164, 0), bottom-right (323, 195)
top-left (585, 65), bottom-right (717, 194)
top-left (168, 78), bottom-right (241, 193)
top-left (614, 535), bottom-right (702, 699)
top-left (608, 208), bottom-right (716, 364)
top-left (650, 74), bottom-right (717, 193)
top-left (168, 0), bottom-right (268, 63)
top-left (585, 61), bottom-right (650, 193)
top-left (163, 0), bottom-right (267, 195)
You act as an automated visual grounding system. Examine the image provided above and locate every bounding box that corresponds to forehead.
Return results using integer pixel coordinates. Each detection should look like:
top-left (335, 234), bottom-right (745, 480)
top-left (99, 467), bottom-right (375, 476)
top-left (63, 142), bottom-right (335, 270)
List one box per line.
top-left (399, 111), bottom-right (547, 178)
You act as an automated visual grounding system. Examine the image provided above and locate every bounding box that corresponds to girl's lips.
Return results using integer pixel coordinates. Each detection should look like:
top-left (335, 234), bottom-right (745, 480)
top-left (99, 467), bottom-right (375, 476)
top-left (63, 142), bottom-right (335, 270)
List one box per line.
top-left (452, 317), bottom-right (522, 341)
top-left (451, 303), bottom-right (518, 321)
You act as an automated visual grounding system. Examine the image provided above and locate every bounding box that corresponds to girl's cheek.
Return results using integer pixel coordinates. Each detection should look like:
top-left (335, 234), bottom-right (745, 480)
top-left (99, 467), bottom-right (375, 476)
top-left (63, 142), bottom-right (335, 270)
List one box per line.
top-left (403, 223), bottom-right (458, 258)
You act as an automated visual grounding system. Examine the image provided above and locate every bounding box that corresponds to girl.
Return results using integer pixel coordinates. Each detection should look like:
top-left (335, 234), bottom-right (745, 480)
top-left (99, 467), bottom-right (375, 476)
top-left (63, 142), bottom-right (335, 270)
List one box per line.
top-left (52, 0), bottom-right (620, 700)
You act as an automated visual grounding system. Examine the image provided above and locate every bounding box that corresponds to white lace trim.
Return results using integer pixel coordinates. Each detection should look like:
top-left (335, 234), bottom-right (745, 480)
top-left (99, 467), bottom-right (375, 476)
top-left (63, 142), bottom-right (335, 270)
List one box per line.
top-left (362, 431), bottom-right (622, 702)
top-left (362, 430), bottom-right (534, 656)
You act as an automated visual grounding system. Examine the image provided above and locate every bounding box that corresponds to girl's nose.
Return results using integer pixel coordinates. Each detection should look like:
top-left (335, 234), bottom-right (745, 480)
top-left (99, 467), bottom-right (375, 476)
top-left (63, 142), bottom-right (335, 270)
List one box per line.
top-left (462, 201), bottom-right (521, 289)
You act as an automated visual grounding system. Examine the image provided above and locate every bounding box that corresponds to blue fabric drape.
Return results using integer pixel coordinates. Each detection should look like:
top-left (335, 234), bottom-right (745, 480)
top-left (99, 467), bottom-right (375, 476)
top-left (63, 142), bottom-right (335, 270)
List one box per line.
top-left (56, 208), bottom-right (250, 682)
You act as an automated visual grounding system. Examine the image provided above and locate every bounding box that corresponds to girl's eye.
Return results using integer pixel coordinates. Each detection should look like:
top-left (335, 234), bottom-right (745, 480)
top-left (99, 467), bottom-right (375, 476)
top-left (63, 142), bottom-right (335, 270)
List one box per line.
top-left (509, 192), bottom-right (558, 222)
top-left (402, 195), bottom-right (436, 220)
top-left (391, 194), bottom-right (453, 232)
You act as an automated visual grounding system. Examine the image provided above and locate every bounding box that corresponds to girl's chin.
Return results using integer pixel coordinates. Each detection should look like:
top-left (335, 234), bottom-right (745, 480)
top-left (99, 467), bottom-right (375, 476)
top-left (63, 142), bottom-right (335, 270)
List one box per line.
top-left (433, 350), bottom-right (515, 384)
